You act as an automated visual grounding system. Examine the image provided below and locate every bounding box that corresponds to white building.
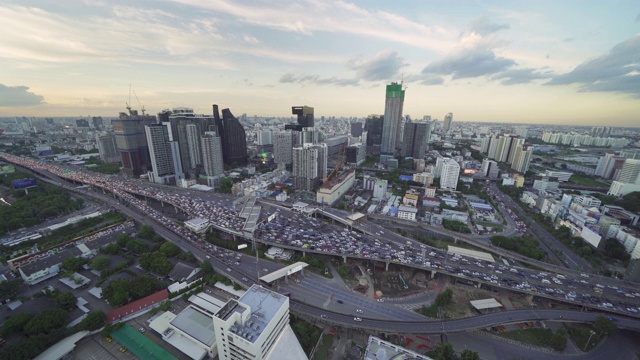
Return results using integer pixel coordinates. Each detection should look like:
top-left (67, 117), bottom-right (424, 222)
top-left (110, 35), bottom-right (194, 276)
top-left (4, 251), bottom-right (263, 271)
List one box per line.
top-left (201, 131), bottom-right (225, 186)
top-left (542, 170), bottom-right (572, 182)
top-left (185, 218), bottom-right (210, 233)
top-left (373, 179), bottom-right (388, 199)
top-left (145, 123), bottom-right (184, 184)
top-left (424, 186), bottom-right (436, 198)
top-left (292, 143), bottom-right (327, 191)
top-left (413, 172), bottom-right (434, 186)
top-left (439, 158), bottom-right (460, 191)
top-left (316, 169), bottom-right (355, 205)
top-left (397, 205), bottom-right (418, 221)
top-left (615, 228), bottom-right (640, 259)
top-left (532, 176), bottom-right (559, 193)
top-left (213, 285), bottom-right (307, 360)
top-left (608, 181), bottom-right (640, 197)
top-left (273, 131), bottom-right (293, 166)
top-left (572, 195), bottom-right (602, 208)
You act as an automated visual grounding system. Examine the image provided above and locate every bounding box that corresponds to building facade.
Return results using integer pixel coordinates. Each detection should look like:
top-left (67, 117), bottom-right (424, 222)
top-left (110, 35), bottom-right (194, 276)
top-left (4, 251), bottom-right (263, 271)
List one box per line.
top-left (380, 83), bottom-right (405, 162)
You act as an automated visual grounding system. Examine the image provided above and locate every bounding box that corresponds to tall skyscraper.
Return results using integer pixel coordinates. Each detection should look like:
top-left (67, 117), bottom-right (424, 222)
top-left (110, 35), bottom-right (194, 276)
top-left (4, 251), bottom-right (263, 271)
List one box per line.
top-left (380, 83), bottom-right (405, 162)
top-left (214, 105), bottom-right (248, 167)
top-left (95, 133), bottom-right (119, 163)
top-left (617, 159), bottom-right (640, 184)
top-left (481, 159), bottom-right (499, 178)
top-left (145, 123), bottom-right (184, 184)
top-left (273, 130), bottom-right (293, 166)
top-left (291, 106), bottom-right (314, 128)
top-left (292, 143), bottom-right (327, 191)
top-left (92, 116), bottom-right (104, 130)
top-left (185, 123), bottom-right (203, 169)
top-left (595, 153), bottom-right (626, 179)
top-left (364, 115), bottom-right (383, 154)
top-left (201, 131), bottom-right (225, 186)
top-left (440, 158), bottom-right (460, 190)
top-left (401, 119), bottom-right (429, 159)
top-left (112, 110), bottom-right (156, 177)
top-left (350, 122), bottom-right (363, 137)
top-left (511, 144), bottom-right (533, 174)
top-left (443, 112), bottom-right (453, 133)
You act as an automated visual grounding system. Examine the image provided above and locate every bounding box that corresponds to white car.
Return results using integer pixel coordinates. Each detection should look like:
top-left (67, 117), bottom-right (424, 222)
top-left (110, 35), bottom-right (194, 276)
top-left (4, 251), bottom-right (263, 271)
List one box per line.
top-left (226, 268), bottom-right (232, 272)
top-left (354, 317), bottom-right (362, 322)
top-left (377, 299), bottom-right (384, 302)
top-left (356, 309), bottom-right (364, 314)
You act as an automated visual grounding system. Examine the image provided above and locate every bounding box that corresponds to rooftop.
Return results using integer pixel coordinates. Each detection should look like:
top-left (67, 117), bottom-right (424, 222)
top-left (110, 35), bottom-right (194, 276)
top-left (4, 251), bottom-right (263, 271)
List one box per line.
top-left (364, 336), bottom-right (432, 360)
top-left (170, 306), bottom-right (217, 347)
top-left (185, 217), bottom-right (208, 226)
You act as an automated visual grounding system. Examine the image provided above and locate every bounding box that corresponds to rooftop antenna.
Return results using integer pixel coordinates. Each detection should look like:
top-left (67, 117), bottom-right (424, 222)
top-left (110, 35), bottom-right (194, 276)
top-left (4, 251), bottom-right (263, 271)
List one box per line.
top-left (126, 84), bottom-right (132, 115)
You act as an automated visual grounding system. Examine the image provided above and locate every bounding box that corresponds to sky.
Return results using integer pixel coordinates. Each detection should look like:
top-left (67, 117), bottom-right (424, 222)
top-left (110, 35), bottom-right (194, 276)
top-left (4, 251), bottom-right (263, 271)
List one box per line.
top-left (0, 0), bottom-right (639, 126)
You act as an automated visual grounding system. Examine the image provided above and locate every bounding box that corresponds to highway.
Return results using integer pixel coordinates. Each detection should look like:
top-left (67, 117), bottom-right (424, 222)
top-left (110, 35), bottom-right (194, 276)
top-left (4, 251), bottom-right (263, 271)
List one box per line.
top-left (4, 154), bottom-right (640, 326)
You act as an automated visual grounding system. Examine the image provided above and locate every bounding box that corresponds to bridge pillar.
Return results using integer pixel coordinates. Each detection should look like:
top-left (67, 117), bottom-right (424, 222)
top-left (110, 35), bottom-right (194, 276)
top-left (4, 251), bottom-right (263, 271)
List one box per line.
top-left (385, 261), bottom-right (389, 271)
top-left (175, 205), bottom-right (178, 214)
top-left (302, 251), bottom-right (306, 258)
top-left (343, 256), bottom-right (347, 263)
top-left (430, 270), bottom-right (436, 279)
top-left (233, 234), bottom-right (236, 241)
top-left (161, 201), bottom-right (164, 207)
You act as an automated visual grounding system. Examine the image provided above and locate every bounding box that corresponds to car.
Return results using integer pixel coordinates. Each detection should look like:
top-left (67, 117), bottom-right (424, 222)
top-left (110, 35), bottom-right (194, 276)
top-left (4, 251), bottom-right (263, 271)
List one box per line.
top-left (242, 277), bottom-right (248, 282)
top-left (354, 317), bottom-right (362, 321)
top-left (336, 300), bottom-right (344, 304)
top-left (263, 268), bottom-right (269, 272)
top-left (356, 309), bottom-right (364, 314)
top-left (139, 327), bottom-right (145, 333)
top-left (377, 299), bottom-right (384, 302)
top-left (320, 314), bottom-right (328, 319)
top-left (226, 268), bottom-right (232, 272)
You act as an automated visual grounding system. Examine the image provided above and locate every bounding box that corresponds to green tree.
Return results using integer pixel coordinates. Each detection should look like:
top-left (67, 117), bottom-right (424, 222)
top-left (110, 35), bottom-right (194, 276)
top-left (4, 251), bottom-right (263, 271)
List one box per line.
top-left (53, 291), bottom-right (77, 310)
top-left (102, 278), bottom-right (130, 307)
top-left (24, 308), bottom-right (69, 336)
top-left (139, 251), bottom-right (173, 275)
top-left (594, 316), bottom-right (617, 336)
top-left (219, 177), bottom-right (233, 194)
top-left (129, 275), bottom-right (164, 300)
top-left (61, 257), bottom-right (87, 272)
top-left (116, 234), bottom-right (132, 247)
top-left (434, 288), bottom-right (453, 307)
top-left (90, 255), bottom-right (111, 271)
top-left (101, 243), bottom-right (119, 255)
top-left (137, 224), bottom-right (155, 239)
top-left (126, 238), bottom-right (148, 254)
top-left (178, 251), bottom-right (197, 263)
top-left (0, 279), bottom-right (22, 299)
top-left (549, 328), bottom-right (567, 351)
top-left (1, 313), bottom-right (35, 337)
top-left (159, 242), bottom-right (181, 257)
top-left (200, 259), bottom-right (214, 275)
top-left (461, 349), bottom-right (481, 360)
top-left (427, 342), bottom-right (457, 360)
top-left (78, 311), bottom-right (107, 331)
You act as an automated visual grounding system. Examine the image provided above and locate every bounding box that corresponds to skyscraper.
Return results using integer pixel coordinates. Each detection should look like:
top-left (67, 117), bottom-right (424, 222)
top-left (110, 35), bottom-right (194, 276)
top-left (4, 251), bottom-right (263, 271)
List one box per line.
top-left (95, 133), bottom-right (119, 163)
top-left (617, 159), bottom-right (640, 184)
top-left (443, 112), bottom-right (453, 133)
top-left (292, 143), bottom-right (327, 191)
top-left (364, 115), bottom-right (383, 154)
top-left (401, 119), bottom-right (429, 159)
top-left (273, 130), bottom-right (293, 166)
top-left (214, 105), bottom-right (248, 167)
top-left (201, 131), bottom-right (225, 186)
top-left (185, 124), bottom-right (203, 169)
top-left (440, 158), bottom-right (460, 190)
top-left (595, 153), bottom-right (626, 179)
top-left (511, 144), bottom-right (533, 174)
top-left (380, 83), bottom-right (405, 162)
top-left (145, 123), bottom-right (184, 184)
top-left (112, 110), bottom-right (156, 177)
top-left (291, 106), bottom-right (314, 128)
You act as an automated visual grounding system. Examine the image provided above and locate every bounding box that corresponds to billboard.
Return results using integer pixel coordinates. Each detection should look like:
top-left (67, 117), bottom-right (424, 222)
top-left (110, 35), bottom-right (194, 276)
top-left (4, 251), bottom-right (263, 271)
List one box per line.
top-left (267, 213), bottom-right (277, 223)
top-left (237, 244), bottom-right (248, 250)
top-left (12, 178), bottom-right (37, 189)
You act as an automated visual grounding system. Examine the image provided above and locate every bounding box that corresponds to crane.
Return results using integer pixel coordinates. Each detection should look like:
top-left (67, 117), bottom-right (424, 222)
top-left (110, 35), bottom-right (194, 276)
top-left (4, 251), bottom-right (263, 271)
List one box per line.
top-left (325, 143), bottom-right (346, 182)
top-left (132, 89), bottom-right (145, 115)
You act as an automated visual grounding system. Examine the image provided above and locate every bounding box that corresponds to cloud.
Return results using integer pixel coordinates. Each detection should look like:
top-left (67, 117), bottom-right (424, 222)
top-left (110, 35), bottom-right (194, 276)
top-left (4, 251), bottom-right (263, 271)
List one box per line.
top-left (636, 13), bottom-right (640, 22)
top-left (421, 76), bottom-right (445, 86)
top-left (422, 46), bottom-right (516, 79)
top-left (546, 35), bottom-right (640, 95)
top-left (469, 16), bottom-right (510, 36)
top-left (491, 68), bottom-right (550, 85)
top-left (347, 49), bottom-right (404, 81)
top-left (0, 84), bottom-right (45, 106)
top-left (278, 73), bottom-right (358, 86)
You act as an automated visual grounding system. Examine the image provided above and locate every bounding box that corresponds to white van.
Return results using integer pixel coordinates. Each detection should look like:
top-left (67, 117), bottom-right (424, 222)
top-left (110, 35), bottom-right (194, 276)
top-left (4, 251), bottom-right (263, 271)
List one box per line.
top-left (541, 279), bottom-right (551, 284)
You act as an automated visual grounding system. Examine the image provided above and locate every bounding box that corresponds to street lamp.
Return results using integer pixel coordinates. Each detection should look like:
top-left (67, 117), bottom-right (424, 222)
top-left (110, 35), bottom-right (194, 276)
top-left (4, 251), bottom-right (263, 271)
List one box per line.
top-left (584, 330), bottom-right (596, 350)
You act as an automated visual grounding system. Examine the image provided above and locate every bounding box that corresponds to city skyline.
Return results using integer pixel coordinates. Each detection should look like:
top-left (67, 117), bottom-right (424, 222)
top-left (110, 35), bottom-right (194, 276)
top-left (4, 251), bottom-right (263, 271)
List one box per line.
top-left (0, 1), bottom-right (639, 126)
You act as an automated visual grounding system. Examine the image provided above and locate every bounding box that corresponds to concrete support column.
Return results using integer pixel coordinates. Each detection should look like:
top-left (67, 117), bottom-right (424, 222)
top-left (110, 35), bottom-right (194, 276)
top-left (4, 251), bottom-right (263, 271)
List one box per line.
top-left (302, 251), bottom-right (306, 258)
top-left (430, 271), bottom-right (436, 279)
top-left (385, 261), bottom-right (389, 271)
top-left (343, 256), bottom-right (347, 263)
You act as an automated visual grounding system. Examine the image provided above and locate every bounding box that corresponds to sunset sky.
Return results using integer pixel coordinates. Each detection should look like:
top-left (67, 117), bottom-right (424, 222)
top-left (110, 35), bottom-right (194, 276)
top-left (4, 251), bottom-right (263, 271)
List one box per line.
top-left (0, 0), bottom-right (639, 126)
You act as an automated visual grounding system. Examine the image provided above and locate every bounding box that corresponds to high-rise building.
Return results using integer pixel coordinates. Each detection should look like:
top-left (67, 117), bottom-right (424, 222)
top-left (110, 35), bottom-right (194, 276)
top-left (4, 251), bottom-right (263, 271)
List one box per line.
top-left (95, 133), bottom-right (120, 163)
top-left (346, 143), bottom-right (366, 165)
top-left (112, 110), bottom-right (156, 176)
top-left (214, 105), bottom-right (248, 167)
top-left (443, 112), bottom-right (453, 133)
top-left (273, 130), bottom-right (293, 167)
top-left (401, 119), bottom-right (429, 159)
top-left (620, 149), bottom-right (640, 160)
top-left (507, 137), bottom-right (525, 164)
top-left (440, 158), bottom-right (460, 190)
top-left (201, 131), bottom-right (225, 185)
top-left (76, 119), bottom-right (90, 128)
top-left (92, 116), bottom-right (104, 130)
top-left (595, 153), bottom-right (626, 179)
top-left (350, 122), bottom-right (363, 137)
top-left (617, 159), bottom-right (640, 184)
top-left (511, 144), bottom-right (533, 173)
top-left (365, 115), bottom-right (383, 154)
top-left (380, 83), bottom-right (405, 162)
top-left (185, 124), bottom-right (203, 169)
top-left (591, 126), bottom-right (612, 138)
top-left (292, 143), bottom-right (327, 191)
top-left (212, 285), bottom-right (307, 360)
top-left (481, 159), bottom-right (499, 178)
top-left (145, 123), bottom-right (184, 184)
top-left (162, 107), bottom-right (216, 176)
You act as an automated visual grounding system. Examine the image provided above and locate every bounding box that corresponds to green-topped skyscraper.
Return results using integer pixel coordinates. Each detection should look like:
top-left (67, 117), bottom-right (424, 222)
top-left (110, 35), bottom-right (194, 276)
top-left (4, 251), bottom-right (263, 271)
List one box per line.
top-left (380, 82), bottom-right (405, 163)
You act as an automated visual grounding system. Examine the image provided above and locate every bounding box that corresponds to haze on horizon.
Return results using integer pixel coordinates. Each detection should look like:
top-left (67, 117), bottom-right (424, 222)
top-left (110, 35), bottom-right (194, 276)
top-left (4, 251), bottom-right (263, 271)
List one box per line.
top-left (0, 0), bottom-right (639, 126)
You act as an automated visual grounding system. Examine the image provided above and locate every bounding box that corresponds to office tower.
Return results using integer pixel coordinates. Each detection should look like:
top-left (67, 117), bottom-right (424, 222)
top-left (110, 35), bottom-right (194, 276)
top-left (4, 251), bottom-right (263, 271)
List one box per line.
top-left (292, 143), bottom-right (327, 191)
top-left (617, 159), bottom-right (640, 184)
top-left (595, 153), bottom-right (626, 179)
top-left (401, 119), bottom-right (429, 159)
top-left (212, 285), bottom-right (306, 360)
top-left (145, 123), bottom-right (184, 184)
top-left (92, 116), bottom-right (104, 130)
top-left (481, 159), bottom-right (499, 179)
top-left (95, 133), bottom-right (120, 163)
top-left (214, 105), bottom-right (248, 167)
top-left (480, 137), bottom-right (490, 154)
top-left (273, 130), bottom-right (293, 166)
top-left (201, 131), bottom-right (225, 186)
top-left (434, 156), bottom-right (445, 178)
top-left (346, 143), bottom-right (366, 165)
top-left (443, 112), bottom-right (453, 133)
top-left (511, 144), bottom-right (533, 173)
top-left (291, 106), bottom-right (314, 127)
top-left (76, 119), bottom-right (90, 128)
top-left (440, 158), bottom-right (460, 190)
top-left (185, 124), bottom-right (203, 169)
top-left (351, 122), bottom-right (363, 137)
top-left (365, 115), bottom-right (384, 154)
top-left (256, 130), bottom-right (274, 154)
top-left (380, 83), bottom-right (405, 162)
top-left (112, 110), bottom-right (156, 176)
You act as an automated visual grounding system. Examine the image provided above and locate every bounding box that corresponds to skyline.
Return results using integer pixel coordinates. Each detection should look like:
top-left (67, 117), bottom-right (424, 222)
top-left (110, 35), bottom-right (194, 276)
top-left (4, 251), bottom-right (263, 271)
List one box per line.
top-left (0, 1), bottom-right (638, 126)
